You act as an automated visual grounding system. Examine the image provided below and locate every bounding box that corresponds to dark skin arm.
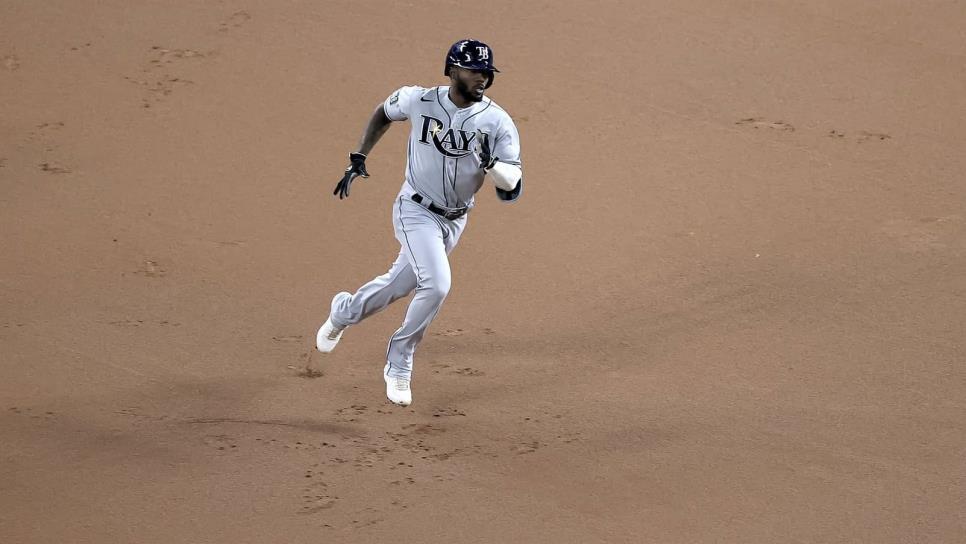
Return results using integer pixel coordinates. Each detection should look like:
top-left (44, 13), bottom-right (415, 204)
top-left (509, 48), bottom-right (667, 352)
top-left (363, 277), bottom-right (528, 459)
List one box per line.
top-left (355, 105), bottom-right (394, 155)
top-left (333, 105), bottom-right (394, 199)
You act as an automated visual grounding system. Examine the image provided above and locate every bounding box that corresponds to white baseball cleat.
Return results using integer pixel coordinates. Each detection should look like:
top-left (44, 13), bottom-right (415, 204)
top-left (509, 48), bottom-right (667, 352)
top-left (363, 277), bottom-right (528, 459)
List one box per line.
top-left (316, 292), bottom-right (350, 353)
top-left (316, 318), bottom-right (344, 353)
top-left (384, 364), bottom-right (412, 406)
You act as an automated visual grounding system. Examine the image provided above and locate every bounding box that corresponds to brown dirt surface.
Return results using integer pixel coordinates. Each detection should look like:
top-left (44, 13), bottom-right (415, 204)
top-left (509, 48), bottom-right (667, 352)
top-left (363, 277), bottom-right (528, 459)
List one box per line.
top-left (2, 2), bottom-right (964, 542)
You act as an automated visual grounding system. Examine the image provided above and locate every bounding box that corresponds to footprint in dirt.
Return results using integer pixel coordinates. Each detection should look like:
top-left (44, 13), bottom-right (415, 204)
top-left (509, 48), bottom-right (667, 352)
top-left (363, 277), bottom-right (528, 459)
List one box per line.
top-left (107, 319), bottom-right (181, 328)
top-left (735, 117), bottom-right (795, 132)
top-left (401, 423), bottom-right (444, 435)
top-left (453, 367), bottom-right (484, 377)
top-left (827, 129), bottom-right (891, 142)
top-left (294, 366), bottom-right (323, 379)
top-left (335, 405), bottom-right (369, 422)
top-left (8, 407), bottom-right (57, 420)
top-left (128, 47), bottom-right (207, 107)
top-left (290, 352), bottom-right (323, 378)
top-left (556, 432), bottom-right (582, 444)
top-left (213, 240), bottom-right (246, 248)
top-left (147, 47), bottom-right (207, 68)
top-left (203, 434), bottom-right (239, 451)
top-left (125, 74), bottom-right (195, 108)
top-left (350, 509), bottom-right (386, 529)
top-left (511, 441), bottom-right (543, 455)
top-left (339, 405), bottom-right (369, 415)
top-left (2, 55), bottom-right (20, 71)
top-left (432, 408), bottom-right (466, 418)
top-left (115, 407), bottom-right (169, 422)
top-left (856, 130), bottom-right (891, 142)
top-left (300, 472), bottom-right (338, 515)
top-left (38, 162), bottom-right (71, 174)
top-left (880, 215), bottom-right (961, 252)
top-left (33, 121), bottom-right (65, 134)
top-left (133, 260), bottom-right (166, 278)
top-left (24, 121), bottom-right (66, 155)
top-left (26, 123), bottom-right (69, 168)
top-left (425, 448), bottom-right (464, 461)
top-left (218, 11), bottom-right (252, 32)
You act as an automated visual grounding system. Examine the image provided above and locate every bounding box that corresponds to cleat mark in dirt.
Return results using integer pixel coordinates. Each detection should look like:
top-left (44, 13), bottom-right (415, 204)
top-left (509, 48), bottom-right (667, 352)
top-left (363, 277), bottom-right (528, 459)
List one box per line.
top-left (218, 11), bottom-right (252, 32)
top-left (38, 162), bottom-right (71, 174)
top-left (512, 440), bottom-right (543, 455)
top-left (735, 117), bottom-right (795, 132)
top-left (134, 260), bottom-right (166, 277)
top-left (857, 130), bottom-right (891, 142)
top-left (107, 319), bottom-right (181, 328)
top-left (8, 406), bottom-right (57, 420)
top-left (299, 468), bottom-right (339, 514)
top-left (879, 215), bottom-right (962, 253)
top-left (827, 129), bottom-right (892, 142)
top-left (128, 47), bottom-right (208, 107)
top-left (2, 55), bottom-right (20, 70)
top-left (203, 434), bottom-right (239, 451)
top-left (432, 408), bottom-right (466, 418)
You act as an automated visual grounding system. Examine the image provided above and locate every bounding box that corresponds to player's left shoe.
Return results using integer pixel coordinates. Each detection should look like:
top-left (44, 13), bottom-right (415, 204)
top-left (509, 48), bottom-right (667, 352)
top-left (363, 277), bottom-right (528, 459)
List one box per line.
top-left (384, 363), bottom-right (412, 406)
top-left (316, 292), bottom-right (350, 353)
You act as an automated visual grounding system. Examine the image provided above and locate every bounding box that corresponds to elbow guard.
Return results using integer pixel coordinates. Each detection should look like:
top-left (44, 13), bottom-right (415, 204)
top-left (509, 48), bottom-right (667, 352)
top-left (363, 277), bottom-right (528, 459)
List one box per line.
top-left (489, 161), bottom-right (522, 192)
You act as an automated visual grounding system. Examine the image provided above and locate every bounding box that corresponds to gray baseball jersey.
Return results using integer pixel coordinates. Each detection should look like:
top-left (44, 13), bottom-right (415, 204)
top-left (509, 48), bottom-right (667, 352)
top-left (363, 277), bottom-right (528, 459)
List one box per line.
top-left (383, 85), bottom-right (522, 208)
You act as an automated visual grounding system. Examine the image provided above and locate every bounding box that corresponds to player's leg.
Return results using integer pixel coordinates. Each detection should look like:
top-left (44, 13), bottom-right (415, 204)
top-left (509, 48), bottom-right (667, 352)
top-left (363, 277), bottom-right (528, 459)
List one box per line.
top-left (328, 249), bottom-right (417, 328)
top-left (385, 199), bottom-right (461, 381)
top-left (317, 201), bottom-right (420, 353)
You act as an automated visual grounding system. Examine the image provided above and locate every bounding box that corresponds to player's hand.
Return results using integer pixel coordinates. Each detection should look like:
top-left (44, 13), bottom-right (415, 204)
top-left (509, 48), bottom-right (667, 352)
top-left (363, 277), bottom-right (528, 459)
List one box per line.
top-left (333, 152), bottom-right (370, 199)
top-left (475, 131), bottom-right (498, 171)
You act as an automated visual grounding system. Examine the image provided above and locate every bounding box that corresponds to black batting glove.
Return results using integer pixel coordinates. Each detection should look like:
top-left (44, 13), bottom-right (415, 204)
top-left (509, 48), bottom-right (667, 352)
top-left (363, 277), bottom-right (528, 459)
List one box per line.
top-left (333, 152), bottom-right (370, 199)
top-left (476, 131), bottom-right (498, 171)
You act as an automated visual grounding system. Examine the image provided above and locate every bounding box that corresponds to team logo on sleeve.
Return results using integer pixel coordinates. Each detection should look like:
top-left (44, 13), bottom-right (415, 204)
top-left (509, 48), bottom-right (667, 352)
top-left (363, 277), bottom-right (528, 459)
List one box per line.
top-left (418, 115), bottom-right (477, 158)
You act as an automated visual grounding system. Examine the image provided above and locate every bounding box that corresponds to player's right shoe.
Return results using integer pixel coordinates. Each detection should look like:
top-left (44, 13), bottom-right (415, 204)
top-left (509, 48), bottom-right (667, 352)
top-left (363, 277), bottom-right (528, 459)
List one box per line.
top-left (383, 363), bottom-right (412, 406)
top-left (316, 292), bottom-right (350, 353)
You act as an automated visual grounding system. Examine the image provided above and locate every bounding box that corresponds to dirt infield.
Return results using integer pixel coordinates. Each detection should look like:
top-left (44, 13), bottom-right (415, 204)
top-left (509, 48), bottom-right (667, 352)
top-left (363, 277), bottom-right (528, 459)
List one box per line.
top-left (2, 1), bottom-right (964, 542)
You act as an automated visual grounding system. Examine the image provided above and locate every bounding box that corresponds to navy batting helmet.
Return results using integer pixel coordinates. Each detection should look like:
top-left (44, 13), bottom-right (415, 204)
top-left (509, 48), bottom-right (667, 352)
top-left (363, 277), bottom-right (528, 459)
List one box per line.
top-left (444, 39), bottom-right (499, 88)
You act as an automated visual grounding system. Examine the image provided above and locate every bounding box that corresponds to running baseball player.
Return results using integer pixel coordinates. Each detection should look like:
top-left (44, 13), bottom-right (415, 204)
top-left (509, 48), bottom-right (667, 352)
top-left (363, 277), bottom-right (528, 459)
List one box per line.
top-left (316, 39), bottom-right (523, 407)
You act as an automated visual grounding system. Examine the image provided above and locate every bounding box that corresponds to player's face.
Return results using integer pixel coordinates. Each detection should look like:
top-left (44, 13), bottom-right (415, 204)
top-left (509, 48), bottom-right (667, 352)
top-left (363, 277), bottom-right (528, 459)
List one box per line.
top-left (452, 67), bottom-right (489, 102)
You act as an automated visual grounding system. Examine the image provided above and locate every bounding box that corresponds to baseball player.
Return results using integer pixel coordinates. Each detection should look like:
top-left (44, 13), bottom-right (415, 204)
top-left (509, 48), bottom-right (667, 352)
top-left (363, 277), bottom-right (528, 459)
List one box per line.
top-left (316, 39), bottom-right (523, 407)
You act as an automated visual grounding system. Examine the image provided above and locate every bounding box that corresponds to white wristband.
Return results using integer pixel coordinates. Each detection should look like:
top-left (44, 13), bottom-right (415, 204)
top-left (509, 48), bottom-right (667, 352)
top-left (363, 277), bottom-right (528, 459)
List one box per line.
top-left (488, 161), bottom-right (521, 191)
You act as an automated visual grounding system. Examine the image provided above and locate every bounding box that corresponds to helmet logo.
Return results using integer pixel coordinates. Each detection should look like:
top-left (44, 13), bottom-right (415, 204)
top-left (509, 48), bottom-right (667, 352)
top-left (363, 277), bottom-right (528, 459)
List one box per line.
top-left (476, 46), bottom-right (489, 60)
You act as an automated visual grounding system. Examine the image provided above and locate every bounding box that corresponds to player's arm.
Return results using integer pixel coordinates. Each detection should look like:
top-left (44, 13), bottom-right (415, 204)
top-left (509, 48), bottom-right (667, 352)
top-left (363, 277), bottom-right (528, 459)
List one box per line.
top-left (334, 87), bottom-right (420, 200)
top-left (355, 105), bottom-right (394, 156)
top-left (476, 132), bottom-right (521, 190)
top-left (333, 105), bottom-right (394, 200)
top-left (476, 120), bottom-right (523, 202)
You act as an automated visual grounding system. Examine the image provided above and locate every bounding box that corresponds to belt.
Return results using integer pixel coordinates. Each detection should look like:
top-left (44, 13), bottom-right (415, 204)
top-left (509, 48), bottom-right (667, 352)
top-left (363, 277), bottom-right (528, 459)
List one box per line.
top-left (411, 194), bottom-right (468, 220)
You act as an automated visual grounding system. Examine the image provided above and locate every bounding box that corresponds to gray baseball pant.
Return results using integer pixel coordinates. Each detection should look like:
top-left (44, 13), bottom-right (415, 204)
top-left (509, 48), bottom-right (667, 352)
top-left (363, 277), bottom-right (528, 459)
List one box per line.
top-left (329, 194), bottom-right (466, 379)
